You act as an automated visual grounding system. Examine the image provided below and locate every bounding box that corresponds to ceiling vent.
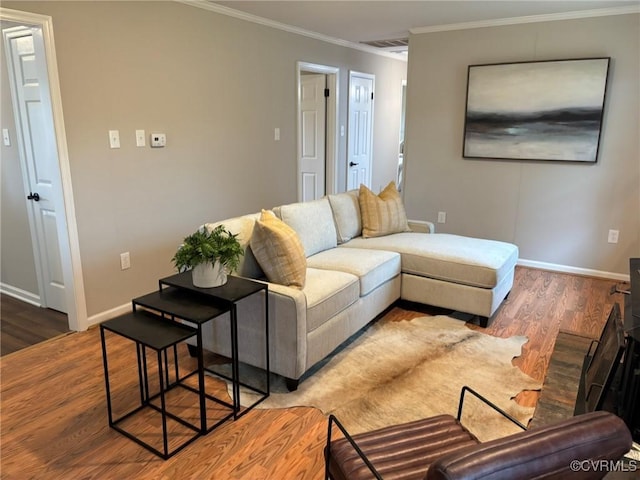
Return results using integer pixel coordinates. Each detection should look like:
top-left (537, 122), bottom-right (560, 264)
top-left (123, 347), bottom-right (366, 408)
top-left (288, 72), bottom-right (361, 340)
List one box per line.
top-left (360, 38), bottom-right (409, 49)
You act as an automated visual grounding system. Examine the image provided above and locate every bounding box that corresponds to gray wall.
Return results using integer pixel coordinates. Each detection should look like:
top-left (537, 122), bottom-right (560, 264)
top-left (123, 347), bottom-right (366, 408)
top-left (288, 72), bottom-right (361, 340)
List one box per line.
top-left (404, 13), bottom-right (639, 276)
top-left (1, 28), bottom-right (39, 297)
top-left (1, 1), bottom-right (407, 317)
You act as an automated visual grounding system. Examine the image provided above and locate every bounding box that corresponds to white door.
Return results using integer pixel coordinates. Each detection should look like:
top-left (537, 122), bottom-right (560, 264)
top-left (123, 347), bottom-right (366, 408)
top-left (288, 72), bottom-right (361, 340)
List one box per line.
top-left (299, 73), bottom-right (326, 202)
top-left (347, 72), bottom-right (374, 191)
top-left (4, 26), bottom-right (67, 313)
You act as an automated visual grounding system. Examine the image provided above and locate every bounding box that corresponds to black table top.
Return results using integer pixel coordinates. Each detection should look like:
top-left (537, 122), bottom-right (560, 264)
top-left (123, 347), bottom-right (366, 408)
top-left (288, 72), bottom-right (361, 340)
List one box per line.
top-left (133, 287), bottom-right (228, 324)
top-left (160, 272), bottom-right (266, 305)
top-left (101, 310), bottom-right (196, 350)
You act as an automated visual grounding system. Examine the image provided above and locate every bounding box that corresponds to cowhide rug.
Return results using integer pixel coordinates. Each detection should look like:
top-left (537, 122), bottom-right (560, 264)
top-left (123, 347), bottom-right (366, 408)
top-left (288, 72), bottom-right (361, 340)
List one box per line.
top-left (219, 315), bottom-right (541, 441)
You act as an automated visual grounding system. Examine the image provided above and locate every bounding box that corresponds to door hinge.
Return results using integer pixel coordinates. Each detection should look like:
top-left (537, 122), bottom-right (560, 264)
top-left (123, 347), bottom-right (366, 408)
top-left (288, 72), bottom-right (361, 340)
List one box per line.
top-left (371, 91), bottom-right (374, 100)
top-left (324, 88), bottom-right (330, 98)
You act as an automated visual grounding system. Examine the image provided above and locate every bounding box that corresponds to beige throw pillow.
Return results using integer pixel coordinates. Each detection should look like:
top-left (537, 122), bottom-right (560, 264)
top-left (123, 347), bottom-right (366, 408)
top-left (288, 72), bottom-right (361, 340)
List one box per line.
top-left (359, 182), bottom-right (410, 238)
top-left (250, 210), bottom-right (306, 289)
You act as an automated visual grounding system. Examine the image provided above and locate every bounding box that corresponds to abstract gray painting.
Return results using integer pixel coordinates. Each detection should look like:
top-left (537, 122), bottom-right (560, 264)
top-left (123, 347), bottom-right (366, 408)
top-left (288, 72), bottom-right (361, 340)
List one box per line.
top-left (463, 58), bottom-right (610, 162)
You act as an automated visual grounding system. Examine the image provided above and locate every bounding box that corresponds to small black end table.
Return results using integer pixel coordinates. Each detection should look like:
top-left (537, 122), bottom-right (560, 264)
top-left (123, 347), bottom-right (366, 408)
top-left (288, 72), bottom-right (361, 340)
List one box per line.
top-left (132, 286), bottom-right (236, 434)
top-left (135, 272), bottom-right (270, 425)
top-left (100, 310), bottom-right (199, 459)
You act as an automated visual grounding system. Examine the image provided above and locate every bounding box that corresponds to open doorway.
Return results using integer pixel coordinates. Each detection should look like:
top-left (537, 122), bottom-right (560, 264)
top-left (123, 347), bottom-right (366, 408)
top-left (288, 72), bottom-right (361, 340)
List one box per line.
top-left (1, 8), bottom-right (86, 336)
top-left (296, 62), bottom-right (339, 201)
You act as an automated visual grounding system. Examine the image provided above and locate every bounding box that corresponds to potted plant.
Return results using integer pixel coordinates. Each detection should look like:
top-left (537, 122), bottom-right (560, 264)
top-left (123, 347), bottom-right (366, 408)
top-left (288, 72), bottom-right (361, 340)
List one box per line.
top-left (172, 224), bottom-right (243, 288)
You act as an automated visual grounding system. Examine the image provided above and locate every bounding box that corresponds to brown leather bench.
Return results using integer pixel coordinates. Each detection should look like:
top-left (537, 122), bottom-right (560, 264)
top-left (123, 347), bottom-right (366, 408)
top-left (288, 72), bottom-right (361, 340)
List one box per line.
top-left (325, 387), bottom-right (632, 480)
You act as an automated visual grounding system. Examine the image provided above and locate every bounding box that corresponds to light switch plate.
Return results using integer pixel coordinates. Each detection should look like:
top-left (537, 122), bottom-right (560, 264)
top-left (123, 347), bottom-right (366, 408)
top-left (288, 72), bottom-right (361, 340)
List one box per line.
top-left (120, 252), bottom-right (130, 270)
top-left (109, 130), bottom-right (120, 149)
top-left (135, 130), bottom-right (146, 147)
top-left (2, 128), bottom-right (10, 146)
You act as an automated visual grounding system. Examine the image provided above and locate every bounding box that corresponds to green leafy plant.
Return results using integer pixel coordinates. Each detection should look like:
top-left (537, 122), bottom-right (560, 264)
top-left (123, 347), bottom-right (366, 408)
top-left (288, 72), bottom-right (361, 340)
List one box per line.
top-left (172, 225), bottom-right (243, 273)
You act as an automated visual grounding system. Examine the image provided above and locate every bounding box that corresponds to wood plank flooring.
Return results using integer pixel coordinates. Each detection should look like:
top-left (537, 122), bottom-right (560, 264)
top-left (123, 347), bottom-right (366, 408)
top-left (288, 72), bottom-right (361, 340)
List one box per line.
top-left (0, 267), bottom-right (625, 479)
top-left (0, 294), bottom-right (70, 356)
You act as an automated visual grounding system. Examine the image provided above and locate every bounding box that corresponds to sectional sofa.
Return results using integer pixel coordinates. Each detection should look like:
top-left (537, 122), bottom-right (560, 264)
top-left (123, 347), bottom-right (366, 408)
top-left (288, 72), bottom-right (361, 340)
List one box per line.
top-left (192, 185), bottom-right (518, 390)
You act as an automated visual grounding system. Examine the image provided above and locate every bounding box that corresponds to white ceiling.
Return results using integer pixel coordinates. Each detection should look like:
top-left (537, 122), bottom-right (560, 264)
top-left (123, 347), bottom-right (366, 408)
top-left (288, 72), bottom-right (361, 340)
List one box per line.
top-left (212, 1), bottom-right (638, 45)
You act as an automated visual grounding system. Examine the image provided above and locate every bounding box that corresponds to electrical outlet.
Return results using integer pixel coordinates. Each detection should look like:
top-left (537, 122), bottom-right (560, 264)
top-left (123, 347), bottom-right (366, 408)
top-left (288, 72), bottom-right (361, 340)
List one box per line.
top-left (2, 128), bottom-right (10, 146)
top-left (437, 211), bottom-right (446, 224)
top-left (608, 229), bottom-right (619, 244)
top-left (120, 252), bottom-right (131, 270)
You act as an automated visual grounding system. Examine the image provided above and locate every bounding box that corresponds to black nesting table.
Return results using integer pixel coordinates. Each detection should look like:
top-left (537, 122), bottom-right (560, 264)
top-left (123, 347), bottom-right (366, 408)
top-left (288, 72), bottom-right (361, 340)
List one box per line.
top-left (100, 272), bottom-right (269, 459)
top-left (134, 272), bottom-right (270, 426)
top-left (100, 309), bottom-right (200, 459)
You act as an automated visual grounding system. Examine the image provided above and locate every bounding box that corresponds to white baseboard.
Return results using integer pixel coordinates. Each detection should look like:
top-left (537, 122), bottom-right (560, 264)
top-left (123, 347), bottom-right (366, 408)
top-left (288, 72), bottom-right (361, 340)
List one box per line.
top-left (87, 302), bottom-right (132, 328)
top-left (517, 259), bottom-right (630, 282)
top-left (0, 283), bottom-right (41, 307)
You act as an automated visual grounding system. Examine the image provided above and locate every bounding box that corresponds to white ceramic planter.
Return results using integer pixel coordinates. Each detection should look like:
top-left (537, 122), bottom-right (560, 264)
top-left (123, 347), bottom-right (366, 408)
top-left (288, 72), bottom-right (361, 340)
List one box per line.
top-left (192, 260), bottom-right (227, 288)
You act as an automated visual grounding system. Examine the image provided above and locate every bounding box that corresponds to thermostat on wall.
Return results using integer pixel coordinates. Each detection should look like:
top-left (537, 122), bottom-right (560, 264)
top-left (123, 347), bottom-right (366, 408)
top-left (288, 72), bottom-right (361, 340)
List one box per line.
top-left (150, 133), bottom-right (166, 148)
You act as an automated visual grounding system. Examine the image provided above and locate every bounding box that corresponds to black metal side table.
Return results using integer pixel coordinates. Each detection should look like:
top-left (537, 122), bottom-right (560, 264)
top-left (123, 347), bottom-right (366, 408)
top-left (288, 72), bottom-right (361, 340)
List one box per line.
top-left (132, 286), bottom-right (236, 434)
top-left (100, 310), bottom-right (199, 459)
top-left (135, 272), bottom-right (270, 424)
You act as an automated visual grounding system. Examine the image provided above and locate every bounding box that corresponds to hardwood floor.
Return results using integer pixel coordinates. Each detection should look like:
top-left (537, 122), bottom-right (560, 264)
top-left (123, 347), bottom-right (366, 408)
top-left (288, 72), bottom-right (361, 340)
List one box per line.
top-left (0, 267), bottom-right (625, 479)
top-left (0, 294), bottom-right (70, 356)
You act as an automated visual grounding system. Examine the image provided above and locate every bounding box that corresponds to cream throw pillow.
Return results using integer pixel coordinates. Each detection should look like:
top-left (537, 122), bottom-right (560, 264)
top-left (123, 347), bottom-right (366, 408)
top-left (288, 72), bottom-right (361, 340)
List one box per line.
top-left (328, 190), bottom-right (361, 243)
top-left (359, 182), bottom-right (410, 238)
top-left (250, 210), bottom-right (306, 289)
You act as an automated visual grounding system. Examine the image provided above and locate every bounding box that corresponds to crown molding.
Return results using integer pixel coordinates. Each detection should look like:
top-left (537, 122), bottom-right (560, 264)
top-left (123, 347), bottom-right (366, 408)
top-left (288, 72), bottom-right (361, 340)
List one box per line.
top-left (176, 0), bottom-right (407, 62)
top-left (410, 5), bottom-right (640, 35)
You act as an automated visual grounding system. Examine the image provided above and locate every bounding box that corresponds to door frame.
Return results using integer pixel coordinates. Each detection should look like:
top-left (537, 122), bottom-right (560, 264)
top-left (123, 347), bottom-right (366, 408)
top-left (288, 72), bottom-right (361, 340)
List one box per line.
top-left (3, 24), bottom-right (63, 311)
top-left (296, 61), bottom-right (339, 199)
top-left (398, 79), bottom-right (407, 192)
top-left (1, 7), bottom-right (87, 331)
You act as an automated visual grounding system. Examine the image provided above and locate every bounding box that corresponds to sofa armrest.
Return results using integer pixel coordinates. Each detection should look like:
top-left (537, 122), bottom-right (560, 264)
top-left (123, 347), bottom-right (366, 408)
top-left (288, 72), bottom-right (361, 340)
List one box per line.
top-left (255, 280), bottom-right (309, 380)
top-left (190, 277), bottom-right (309, 381)
top-left (408, 219), bottom-right (435, 234)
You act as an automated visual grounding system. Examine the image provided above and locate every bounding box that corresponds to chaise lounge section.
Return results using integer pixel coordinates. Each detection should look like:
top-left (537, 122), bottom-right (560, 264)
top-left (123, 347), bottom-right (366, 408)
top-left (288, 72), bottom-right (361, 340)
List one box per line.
top-left (190, 184), bottom-right (519, 389)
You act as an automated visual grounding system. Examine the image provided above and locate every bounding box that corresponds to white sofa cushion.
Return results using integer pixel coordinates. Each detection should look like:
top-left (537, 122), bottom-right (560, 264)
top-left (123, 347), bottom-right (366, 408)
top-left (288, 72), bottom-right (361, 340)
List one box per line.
top-left (276, 198), bottom-right (338, 257)
top-left (304, 268), bottom-right (359, 332)
top-left (307, 248), bottom-right (401, 296)
top-left (327, 190), bottom-right (361, 243)
top-left (205, 213), bottom-right (263, 279)
top-left (342, 233), bottom-right (518, 289)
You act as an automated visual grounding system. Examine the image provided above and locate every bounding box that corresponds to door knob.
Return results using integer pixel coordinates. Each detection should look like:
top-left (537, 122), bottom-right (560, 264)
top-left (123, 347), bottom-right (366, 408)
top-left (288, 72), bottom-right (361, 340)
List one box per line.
top-left (349, 162), bottom-right (359, 167)
top-left (27, 192), bottom-right (40, 202)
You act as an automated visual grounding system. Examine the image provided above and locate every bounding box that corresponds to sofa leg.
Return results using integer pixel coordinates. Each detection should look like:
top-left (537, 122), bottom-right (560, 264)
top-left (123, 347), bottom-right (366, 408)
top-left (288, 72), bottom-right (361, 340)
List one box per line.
top-left (286, 378), bottom-right (300, 392)
top-left (478, 316), bottom-right (489, 328)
